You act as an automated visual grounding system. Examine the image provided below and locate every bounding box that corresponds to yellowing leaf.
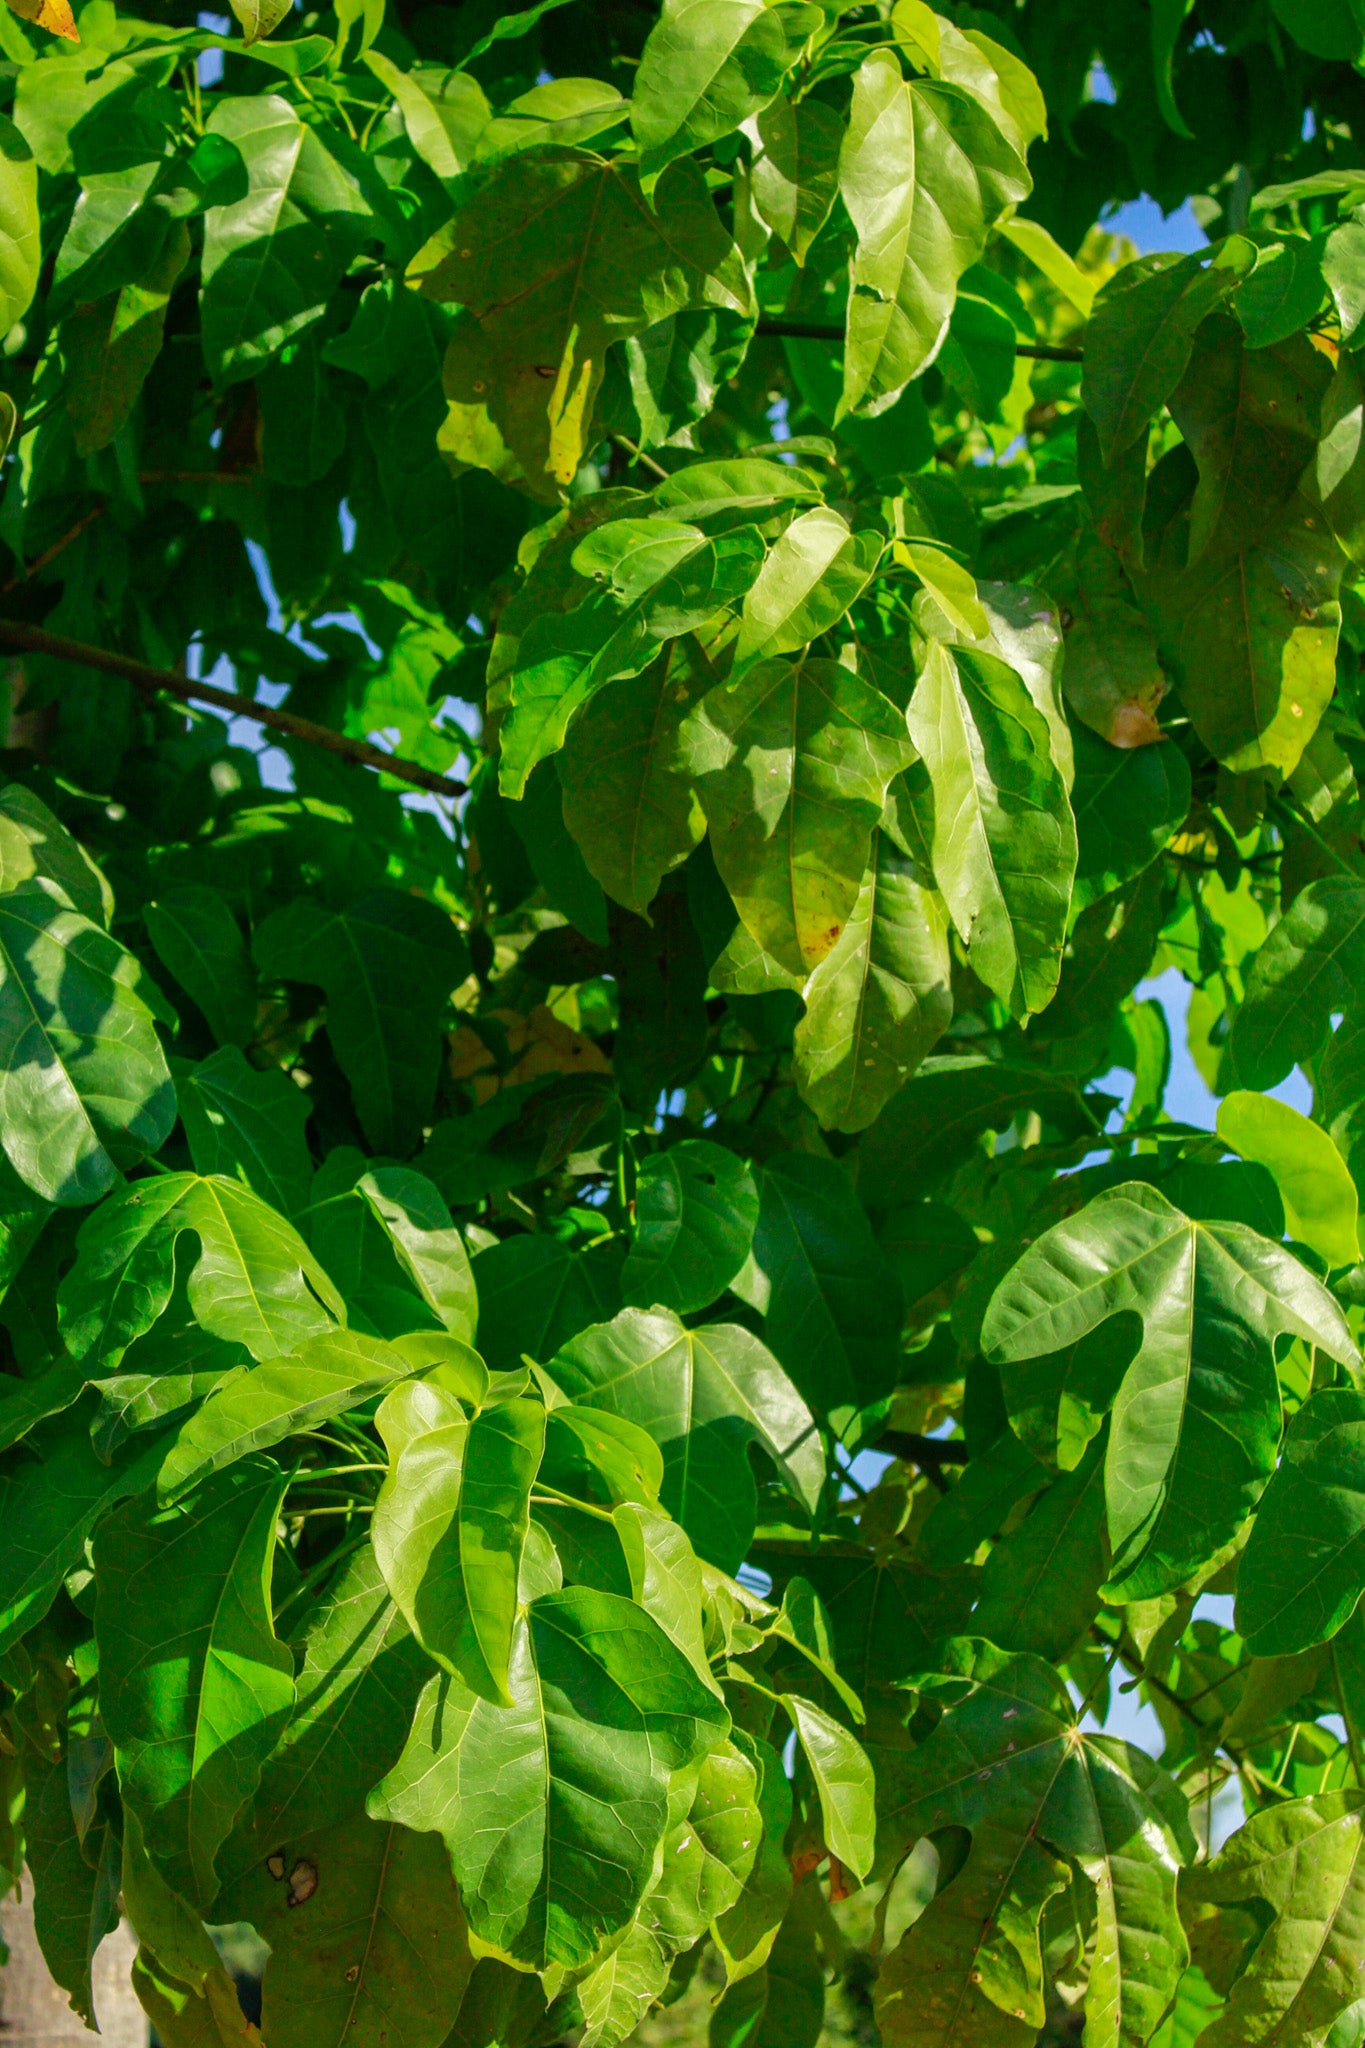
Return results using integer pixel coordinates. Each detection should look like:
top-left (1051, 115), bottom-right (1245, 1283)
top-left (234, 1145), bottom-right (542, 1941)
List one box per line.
top-left (4, 0), bottom-right (78, 39)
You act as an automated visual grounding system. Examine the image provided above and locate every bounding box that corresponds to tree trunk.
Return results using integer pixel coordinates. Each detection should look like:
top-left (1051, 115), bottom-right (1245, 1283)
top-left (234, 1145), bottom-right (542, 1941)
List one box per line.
top-left (0, 1881), bottom-right (145, 2045)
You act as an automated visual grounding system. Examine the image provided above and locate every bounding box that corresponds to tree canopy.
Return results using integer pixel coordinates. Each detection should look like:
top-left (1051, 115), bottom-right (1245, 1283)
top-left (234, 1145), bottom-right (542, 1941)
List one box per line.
top-left (5, 2), bottom-right (1365, 2046)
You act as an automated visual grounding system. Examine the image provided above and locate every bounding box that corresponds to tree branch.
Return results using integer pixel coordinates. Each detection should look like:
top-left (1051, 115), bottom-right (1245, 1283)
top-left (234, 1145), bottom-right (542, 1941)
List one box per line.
top-left (875, 1429), bottom-right (971, 1490)
top-left (754, 318), bottom-right (1084, 361)
top-left (0, 619), bottom-right (468, 802)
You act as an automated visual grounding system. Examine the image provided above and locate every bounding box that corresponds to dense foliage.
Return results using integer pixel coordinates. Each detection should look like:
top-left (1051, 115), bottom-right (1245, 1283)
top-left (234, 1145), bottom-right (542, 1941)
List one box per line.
top-left (8, 1), bottom-right (1365, 2045)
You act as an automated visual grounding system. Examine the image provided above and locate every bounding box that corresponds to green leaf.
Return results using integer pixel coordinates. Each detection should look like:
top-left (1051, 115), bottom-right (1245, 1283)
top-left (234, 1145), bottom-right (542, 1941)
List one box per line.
top-left (631, 0), bottom-right (818, 183)
top-left (419, 153), bottom-right (750, 490)
top-left (121, 1806), bottom-right (223, 2000)
top-left (0, 1423), bottom-right (167, 1656)
top-left (26, 1748), bottom-right (119, 2026)
top-left (356, 1167), bottom-right (477, 1341)
top-left (741, 1153), bottom-right (903, 1429)
top-left (456, 0), bottom-right (577, 66)
top-left (94, 1457), bottom-right (295, 1908)
top-left (1230, 878), bottom-right (1365, 1090)
top-left (782, 1693), bottom-right (875, 1879)
top-left (683, 655), bottom-right (915, 978)
top-left (369, 1586), bottom-right (730, 1968)
top-left (231, 1813), bottom-right (473, 2048)
top-left (64, 224), bottom-right (191, 458)
top-left (1062, 532), bottom-right (1170, 750)
top-left (1081, 242), bottom-right (1256, 465)
top-left (622, 1138), bottom-right (759, 1315)
top-left (0, 878), bottom-right (175, 1205)
top-left (146, 888), bottom-right (256, 1047)
top-left (1236, 1390), bottom-right (1365, 1657)
top-left (983, 1182), bottom-right (1357, 1599)
top-left (750, 94), bottom-right (843, 264)
top-left (1178, 320), bottom-right (1328, 565)
top-left (229, 0), bottom-right (293, 43)
top-left (176, 1047), bottom-right (313, 1221)
top-left (839, 49), bottom-right (1030, 416)
top-left (493, 516), bottom-right (766, 797)
top-left (231, 1540), bottom-right (430, 1870)
top-left (732, 507), bottom-right (883, 672)
top-left (1070, 726), bottom-right (1191, 914)
top-left (1271, 0), bottom-right (1365, 61)
top-left (1217, 1091), bottom-right (1360, 1269)
top-left (857, 1055), bottom-right (1097, 1199)
top-left (970, 1433), bottom-right (1111, 1661)
top-left (793, 833), bottom-right (952, 1133)
top-left (998, 1316), bottom-right (1141, 1474)
top-left (624, 305), bottom-right (756, 449)
top-left (253, 889), bottom-right (470, 1155)
top-left (1149, 0), bottom-right (1196, 137)
top-left (896, 538), bottom-right (990, 638)
top-left (91, 1368), bottom-right (235, 1465)
top-left (157, 1329), bottom-right (411, 1503)
top-left (874, 1641), bottom-right (1190, 2048)
top-left (907, 638), bottom-right (1077, 1018)
top-left (373, 1394), bottom-right (545, 1703)
top-left (201, 95), bottom-right (370, 383)
top-left (1235, 233), bottom-right (1328, 350)
top-left (508, 759), bottom-right (609, 945)
top-left (551, 1306), bottom-right (823, 1572)
top-left (58, 1173), bottom-right (346, 1368)
top-left (558, 640), bottom-right (709, 917)
top-left (130, 1945), bottom-right (251, 2048)
top-left (712, 1898), bottom-right (825, 2048)
top-left (1137, 484), bottom-right (1343, 778)
top-left (920, 1429), bottom-right (1046, 1568)
top-left (0, 111), bottom-right (38, 333)
top-left (1180, 1790), bottom-right (1365, 2048)
top-left (0, 782), bottom-right (112, 928)
top-left (472, 1233), bottom-right (622, 1375)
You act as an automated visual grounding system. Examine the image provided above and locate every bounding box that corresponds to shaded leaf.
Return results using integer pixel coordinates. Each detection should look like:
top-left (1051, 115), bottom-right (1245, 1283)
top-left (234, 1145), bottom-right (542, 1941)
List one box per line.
top-left (1238, 1389), bottom-right (1365, 1657)
top-left (1231, 878), bottom-right (1365, 1090)
top-left (556, 638), bottom-right (712, 921)
top-left (175, 1046), bottom-right (313, 1220)
top-left (95, 1458), bottom-right (295, 1908)
top-left (741, 1153), bottom-right (904, 1430)
top-left (622, 1138), bottom-right (759, 1315)
top-left (253, 889), bottom-right (470, 1155)
top-left (0, 878), bottom-right (175, 1205)
top-left (421, 152), bottom-right (750, 490)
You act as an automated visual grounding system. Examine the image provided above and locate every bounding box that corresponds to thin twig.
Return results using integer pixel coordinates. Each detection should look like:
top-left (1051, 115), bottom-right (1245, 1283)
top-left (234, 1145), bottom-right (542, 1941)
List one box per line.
top-left (138, 470), bottom-right (259, 486)
top-left (1, 506), bottom-right (105, 593)
top-left (0, 618), bottom-right (469, 802)
top-left (754, 318), bottom-right (1084, 361)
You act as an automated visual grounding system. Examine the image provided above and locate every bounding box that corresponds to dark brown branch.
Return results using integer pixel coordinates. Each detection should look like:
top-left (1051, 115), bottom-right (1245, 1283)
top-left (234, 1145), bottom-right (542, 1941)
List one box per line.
top-left (0, 619), bottom-right (468, 802)
top-left (875, 1429), bottom-right (971, 1488)
top-left (754, 318), bottom-right (1084, 362)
